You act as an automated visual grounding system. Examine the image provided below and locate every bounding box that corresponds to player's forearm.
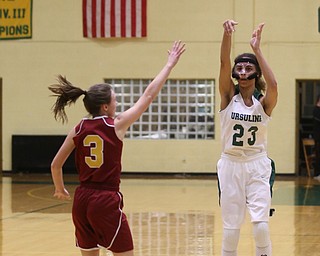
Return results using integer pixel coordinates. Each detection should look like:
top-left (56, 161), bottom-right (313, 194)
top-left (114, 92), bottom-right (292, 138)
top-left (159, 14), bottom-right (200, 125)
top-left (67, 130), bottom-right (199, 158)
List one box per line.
top-left (51, 166), bottom-right (66, 192)
top-left (220, 32), bottom-right (232, 66)
top-left (143, 64), bottom-right (173, 102)
top-left (254, 48), bottom-right (277, 89)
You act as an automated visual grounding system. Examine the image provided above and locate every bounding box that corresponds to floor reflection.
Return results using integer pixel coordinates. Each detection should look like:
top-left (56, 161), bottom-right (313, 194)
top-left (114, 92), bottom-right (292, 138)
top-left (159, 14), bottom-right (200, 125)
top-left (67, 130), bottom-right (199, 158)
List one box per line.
top-left (128, 211), bottom-right (214, 256)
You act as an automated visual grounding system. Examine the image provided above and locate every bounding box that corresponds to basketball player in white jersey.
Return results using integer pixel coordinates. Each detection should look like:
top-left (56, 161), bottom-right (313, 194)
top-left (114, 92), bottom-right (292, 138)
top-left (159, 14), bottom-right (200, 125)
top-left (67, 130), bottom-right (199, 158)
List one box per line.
top-left (217, 20), bottom-right (278, 256)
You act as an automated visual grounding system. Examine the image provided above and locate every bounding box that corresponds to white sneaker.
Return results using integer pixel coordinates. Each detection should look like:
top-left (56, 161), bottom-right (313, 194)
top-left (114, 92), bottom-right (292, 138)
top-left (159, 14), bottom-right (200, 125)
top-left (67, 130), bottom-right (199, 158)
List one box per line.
top-left (313, 175), bottom-right (320, 180)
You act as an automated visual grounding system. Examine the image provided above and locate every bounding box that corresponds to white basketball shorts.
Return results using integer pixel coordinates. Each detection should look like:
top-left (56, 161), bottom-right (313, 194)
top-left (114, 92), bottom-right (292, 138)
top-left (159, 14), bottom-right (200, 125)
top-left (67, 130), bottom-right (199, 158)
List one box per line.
top-left (217, 154), bottom-right (273, 229)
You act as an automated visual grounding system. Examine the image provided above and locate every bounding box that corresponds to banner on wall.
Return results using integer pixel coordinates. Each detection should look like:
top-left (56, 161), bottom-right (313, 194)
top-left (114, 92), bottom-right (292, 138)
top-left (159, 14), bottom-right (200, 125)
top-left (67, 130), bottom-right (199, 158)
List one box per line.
top-left (0, 0), bottom-right (32, 40)
top-left (83, 0), bottom-right (147, 38)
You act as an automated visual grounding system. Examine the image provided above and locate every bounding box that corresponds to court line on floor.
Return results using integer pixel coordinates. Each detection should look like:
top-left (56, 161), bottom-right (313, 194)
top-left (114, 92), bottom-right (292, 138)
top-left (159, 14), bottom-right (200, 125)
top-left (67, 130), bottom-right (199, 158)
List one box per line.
top-left (0, 202), bottom-right (70, 220)
top-left (26, 185), bottom-right (71, 202)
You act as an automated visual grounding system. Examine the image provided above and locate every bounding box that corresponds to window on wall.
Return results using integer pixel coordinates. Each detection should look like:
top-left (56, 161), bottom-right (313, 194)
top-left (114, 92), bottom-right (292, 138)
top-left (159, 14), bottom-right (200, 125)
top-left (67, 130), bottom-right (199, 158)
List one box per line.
top-left (105, 79), bottom-right (215, 139)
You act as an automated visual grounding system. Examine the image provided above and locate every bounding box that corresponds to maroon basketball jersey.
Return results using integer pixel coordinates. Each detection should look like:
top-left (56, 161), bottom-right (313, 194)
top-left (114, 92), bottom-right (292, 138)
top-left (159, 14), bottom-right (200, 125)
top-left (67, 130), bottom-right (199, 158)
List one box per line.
top-left (73, 116), bottom-right (123, 191)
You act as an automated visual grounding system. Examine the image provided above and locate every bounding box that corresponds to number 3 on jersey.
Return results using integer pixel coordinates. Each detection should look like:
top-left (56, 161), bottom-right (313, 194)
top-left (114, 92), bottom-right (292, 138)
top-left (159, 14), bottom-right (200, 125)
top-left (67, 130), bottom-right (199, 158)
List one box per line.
top-left (83, 135), bottom-right (104, 168)
top-left (232, 124), bottom-right (258, 146)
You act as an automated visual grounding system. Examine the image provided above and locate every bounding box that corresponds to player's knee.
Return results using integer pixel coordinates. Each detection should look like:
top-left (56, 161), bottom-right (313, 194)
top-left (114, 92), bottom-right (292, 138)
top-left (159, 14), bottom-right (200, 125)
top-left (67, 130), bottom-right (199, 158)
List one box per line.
top-left (222, 228), bottom-right (240, 252)
top-left (253, 221), bottom-right (270, 248)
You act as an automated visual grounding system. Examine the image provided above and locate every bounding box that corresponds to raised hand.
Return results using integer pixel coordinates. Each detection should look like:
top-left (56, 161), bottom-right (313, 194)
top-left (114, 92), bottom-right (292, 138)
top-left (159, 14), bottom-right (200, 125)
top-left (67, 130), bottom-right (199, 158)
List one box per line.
top-left (166, 40), bottom-right (186, 68)
top-left (223, 19), bottom-right (238, 36)
top-left (250, 23), bottom-right (265, 51)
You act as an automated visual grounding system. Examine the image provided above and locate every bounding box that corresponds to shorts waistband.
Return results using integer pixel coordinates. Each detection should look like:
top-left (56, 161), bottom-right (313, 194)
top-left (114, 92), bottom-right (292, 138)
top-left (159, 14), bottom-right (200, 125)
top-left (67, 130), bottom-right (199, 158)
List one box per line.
top-left (80, 182), bottom-right (119, 191)
top-left (221, 152), bottom-right (267, 162)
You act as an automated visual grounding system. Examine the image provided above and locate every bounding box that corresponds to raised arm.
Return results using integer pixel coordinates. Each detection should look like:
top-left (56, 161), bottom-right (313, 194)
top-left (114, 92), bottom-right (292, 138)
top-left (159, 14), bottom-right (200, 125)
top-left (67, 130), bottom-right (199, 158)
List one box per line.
top-left (219, 20), bottom-right (238, 110)
top-left (114, 41), bottom-right (186, 140)
top-left (250, 23), bottom-right (278, 116)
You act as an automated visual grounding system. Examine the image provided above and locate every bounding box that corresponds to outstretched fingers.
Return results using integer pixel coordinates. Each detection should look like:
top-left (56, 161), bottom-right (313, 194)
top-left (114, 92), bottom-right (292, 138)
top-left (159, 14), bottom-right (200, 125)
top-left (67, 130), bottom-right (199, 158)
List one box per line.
top-left (251, 23), bottom-right (265, 50)
top-left (257, 22), bottom-right (265, 32)
top-left (252, 23), bottom-right (265, 38)
top-left (168, 40), bottom-right (186, 57)
top-left (166, 40), bottom-right (186, 68)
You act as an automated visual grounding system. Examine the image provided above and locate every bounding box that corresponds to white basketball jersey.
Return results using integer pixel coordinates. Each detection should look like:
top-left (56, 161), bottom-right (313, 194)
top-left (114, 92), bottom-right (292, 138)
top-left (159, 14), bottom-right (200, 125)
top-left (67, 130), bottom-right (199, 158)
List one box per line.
top-left (219, 93), bottom-right (270, 158)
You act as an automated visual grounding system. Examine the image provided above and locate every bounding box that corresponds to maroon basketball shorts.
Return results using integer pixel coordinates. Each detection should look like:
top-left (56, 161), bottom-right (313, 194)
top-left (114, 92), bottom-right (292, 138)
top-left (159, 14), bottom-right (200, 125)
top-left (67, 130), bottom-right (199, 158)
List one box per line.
top-left (72, 186), bottom-right (134, 253)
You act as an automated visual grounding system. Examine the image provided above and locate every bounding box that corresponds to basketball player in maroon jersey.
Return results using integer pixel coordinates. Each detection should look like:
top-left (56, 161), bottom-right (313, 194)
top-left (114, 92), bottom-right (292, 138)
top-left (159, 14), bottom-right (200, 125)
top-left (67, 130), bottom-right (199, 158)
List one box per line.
top-left (48, 41), bottom-right (185, 256)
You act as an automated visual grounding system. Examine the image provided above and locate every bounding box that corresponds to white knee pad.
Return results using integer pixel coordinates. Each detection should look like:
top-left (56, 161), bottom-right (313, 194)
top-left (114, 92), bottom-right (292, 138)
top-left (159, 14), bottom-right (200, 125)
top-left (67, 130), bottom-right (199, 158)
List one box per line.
top-left (253, 222), bottom-right (270, 248)
top-left (222, 228), bottom-right (240, 252)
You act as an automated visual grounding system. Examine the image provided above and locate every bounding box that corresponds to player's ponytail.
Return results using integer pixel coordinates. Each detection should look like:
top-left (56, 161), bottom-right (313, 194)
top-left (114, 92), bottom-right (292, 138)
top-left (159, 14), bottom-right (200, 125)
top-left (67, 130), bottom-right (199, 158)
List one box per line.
top-left (48, 75), bottom-right (85, 123)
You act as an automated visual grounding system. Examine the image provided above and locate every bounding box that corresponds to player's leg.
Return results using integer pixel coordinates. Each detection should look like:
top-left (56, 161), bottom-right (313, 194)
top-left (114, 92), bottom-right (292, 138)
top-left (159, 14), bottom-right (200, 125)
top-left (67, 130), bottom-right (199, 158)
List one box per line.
top-left (88, 191), bottom-right (134, 254)
top-left (73, 187), bottom-right (101, 254)
top-left (253, 221), bottom-right (272, 256)
top-left (246, 157), bottom-right (273, 256)
top-left (113, 250), bottom-right (134, 256)
top-left (217, 158), bottom-right (246, 256)
top-left (80, 249), bottom-right (100, 256)
top-left (222, 228), bottom-right (240, 256)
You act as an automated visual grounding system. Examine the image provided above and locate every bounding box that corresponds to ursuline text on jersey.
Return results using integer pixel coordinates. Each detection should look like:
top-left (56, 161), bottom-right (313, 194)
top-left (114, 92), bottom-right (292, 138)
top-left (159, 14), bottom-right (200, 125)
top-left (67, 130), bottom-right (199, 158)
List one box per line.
top-left (231, 112), bottom-right (262, 122)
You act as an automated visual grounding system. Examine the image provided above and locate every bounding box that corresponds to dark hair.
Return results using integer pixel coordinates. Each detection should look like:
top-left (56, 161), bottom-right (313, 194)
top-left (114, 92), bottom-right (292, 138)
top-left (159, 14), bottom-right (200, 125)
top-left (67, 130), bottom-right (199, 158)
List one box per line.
top-left (48, 75), bottom-right (113, 123)
top-left (232, 53), bottom-right (266, 93)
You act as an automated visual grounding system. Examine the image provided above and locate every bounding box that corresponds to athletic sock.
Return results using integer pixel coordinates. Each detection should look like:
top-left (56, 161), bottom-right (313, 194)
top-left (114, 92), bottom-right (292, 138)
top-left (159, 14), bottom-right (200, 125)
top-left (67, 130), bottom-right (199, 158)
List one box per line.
top-left (256, 244), bottom-right (272, 256)
top-left (222, 249), bottom-right (237, 256)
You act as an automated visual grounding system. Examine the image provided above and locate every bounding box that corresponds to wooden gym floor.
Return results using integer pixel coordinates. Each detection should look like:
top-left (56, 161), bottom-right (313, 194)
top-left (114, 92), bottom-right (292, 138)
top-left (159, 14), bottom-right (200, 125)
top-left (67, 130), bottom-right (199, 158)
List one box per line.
top-left (0, 173), bottom-right (319, 256)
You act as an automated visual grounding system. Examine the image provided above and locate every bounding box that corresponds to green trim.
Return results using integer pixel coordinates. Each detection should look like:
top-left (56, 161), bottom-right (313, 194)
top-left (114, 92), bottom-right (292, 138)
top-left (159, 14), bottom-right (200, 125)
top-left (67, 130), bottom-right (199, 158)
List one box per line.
top-left (234, 84), bottom-right (263, 100)
top-left (269, 158), bottom-right (276, 197)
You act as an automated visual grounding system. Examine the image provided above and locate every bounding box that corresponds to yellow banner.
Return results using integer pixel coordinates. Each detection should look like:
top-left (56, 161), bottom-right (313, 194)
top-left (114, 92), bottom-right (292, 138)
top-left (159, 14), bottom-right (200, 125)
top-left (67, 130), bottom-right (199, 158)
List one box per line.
top-left (0, 0), bottom-right (32, 40)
